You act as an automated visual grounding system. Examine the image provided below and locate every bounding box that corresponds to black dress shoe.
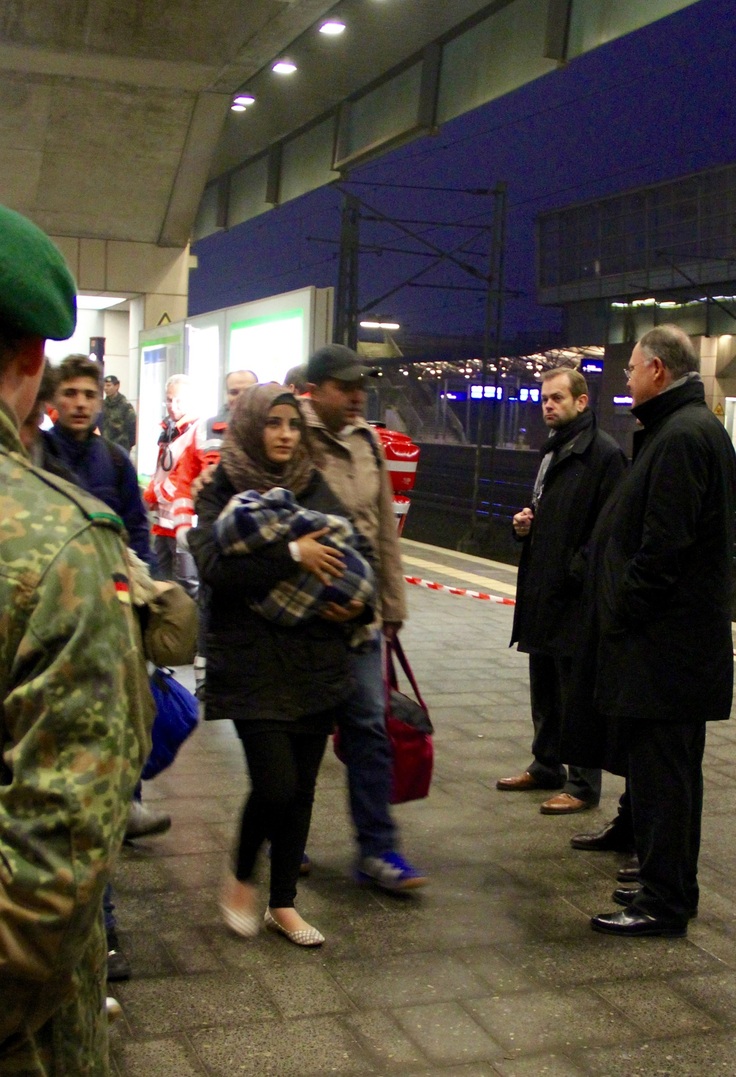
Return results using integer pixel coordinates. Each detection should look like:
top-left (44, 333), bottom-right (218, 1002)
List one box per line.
top-left (616, 855), bottom-right (640, 882)
top-left (611, 887), bottom-right (699, 918)
top-left (590, 909), bottom-right (687, 937)
top-left (570, 818), bottom-right (634, 852)
top-left (612, 885), bottom-right (641, 906)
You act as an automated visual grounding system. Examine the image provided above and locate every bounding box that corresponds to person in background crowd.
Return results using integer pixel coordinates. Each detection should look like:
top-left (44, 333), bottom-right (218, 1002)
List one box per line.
top-left (284, 363), bottom-right (309, 395)
top-left (190, 383), bottom-right (370, 946)
top-left (496, 368), bottom-right (626, 814)
top-left (18, 359), bottom-right (57, 461)
top-left (567, 325), bottom-right (736, 937)
top-left (302, 343), bottom-right (428, 892)
top-left (41, 355), bottom-right (155, 570)
top-left (101, 374), bottom-right (137, 452)
top-left (164, 369), bottom-right (258, 551)
top-left (0, 202), bottom-right (153, 1075)
top-left (144, 373), bottom-right (199, 597)
top-left (163, 368), bottom-right (257, 700)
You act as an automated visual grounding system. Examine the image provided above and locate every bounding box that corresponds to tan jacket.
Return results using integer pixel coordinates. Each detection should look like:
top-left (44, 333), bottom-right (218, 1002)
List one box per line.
top-left (301, 399), bottom-right (407, 626)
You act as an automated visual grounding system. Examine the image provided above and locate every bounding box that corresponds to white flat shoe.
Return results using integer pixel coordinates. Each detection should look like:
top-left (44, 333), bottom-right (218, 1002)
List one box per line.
top-left (221, 902), bottom-right (260, 938)
top-left (264, 908), bottom-right (324, 947)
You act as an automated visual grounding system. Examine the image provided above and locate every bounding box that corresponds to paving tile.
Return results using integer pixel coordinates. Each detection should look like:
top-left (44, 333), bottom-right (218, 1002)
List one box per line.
top-left (331, 952), bottom-right (490, 1008)
top-left (592, 981), bottom-right (715, 1037)
top-left (113, 971), bottom-right (279, 1035)
top-left (189, 1015), bottom-right (373, 1076)
top-left (257, 963), bottom-right (355, 1018)
top-left (490, 1053), bottom-right (588, 1077)
top-left (581, 1030), bottom-right (736, 1076)
top-left (342, 1008), bottom-right (428, 1069)
top-left (110, 1035), bottom-right (207, 1076)
top-left (670, 969), bottom-right (736, 1025)
top-left (392, 1000), bottom-right (503, 1064)
top-left (465, 986), bottom-right (640, 1053)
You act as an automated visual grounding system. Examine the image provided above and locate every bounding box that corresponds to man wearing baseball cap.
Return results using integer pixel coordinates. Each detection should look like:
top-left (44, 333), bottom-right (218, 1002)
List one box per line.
top-left (301, 344), bottom-right (428, 891)
top-left (0, 204), bottom-right (152, 1074)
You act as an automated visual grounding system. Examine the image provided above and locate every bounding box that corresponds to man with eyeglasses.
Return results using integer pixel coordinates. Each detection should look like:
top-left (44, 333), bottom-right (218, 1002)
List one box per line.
top-left (577, 324), bottom-right (736, 937)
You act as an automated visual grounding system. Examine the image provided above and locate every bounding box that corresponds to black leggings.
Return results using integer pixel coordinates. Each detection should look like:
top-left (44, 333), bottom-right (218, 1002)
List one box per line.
top-left (233, 724), bottom-right (328, 908)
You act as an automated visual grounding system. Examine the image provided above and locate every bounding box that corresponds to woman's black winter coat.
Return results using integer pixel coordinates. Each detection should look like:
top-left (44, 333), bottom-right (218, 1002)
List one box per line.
top-left (189, 466), bottom-right (360, 725)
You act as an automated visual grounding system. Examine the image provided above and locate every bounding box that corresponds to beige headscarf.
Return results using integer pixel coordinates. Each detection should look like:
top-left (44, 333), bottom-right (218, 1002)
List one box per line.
top-left (220, 382), bottom-right (318, 496)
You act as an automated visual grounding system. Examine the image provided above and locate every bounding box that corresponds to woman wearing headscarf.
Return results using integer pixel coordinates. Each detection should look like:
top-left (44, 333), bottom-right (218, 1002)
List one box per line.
top-left (189, 383), bottom-right (372, 947)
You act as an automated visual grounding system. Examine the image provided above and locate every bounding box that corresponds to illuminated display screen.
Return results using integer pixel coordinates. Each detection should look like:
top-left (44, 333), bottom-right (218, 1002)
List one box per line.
top-left (581, 359), bottom-right (604, 373)
top-left (613, 395), bottom-right (634, 406)
top-left (229, 308), bottom-right (304, 384)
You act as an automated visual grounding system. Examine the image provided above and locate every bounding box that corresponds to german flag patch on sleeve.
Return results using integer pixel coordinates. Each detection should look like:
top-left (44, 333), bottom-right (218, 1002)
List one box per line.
top-left (113, 573), bottom-right (131, 604)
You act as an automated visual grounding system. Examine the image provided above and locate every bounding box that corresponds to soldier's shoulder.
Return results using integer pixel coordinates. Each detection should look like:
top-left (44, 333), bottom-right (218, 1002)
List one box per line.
top-left (1, 449), bottom-right (124, 535)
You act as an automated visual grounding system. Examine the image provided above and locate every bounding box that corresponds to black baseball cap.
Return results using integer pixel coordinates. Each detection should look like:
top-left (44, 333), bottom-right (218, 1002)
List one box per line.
top-left (306, 344), bottom-right (378, 384)
top-left (103, 374), bottom-right (120, 384)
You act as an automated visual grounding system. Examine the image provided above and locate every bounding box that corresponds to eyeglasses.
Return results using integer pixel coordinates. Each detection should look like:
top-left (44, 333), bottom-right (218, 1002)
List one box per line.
top-left (623, 360), bottom-right (650, 379)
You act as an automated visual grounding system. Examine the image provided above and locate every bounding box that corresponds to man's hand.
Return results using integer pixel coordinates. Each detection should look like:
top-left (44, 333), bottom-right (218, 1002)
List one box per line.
top-left (382, 621), bottom-right (402, 641)
top-left (319, 599), bottom-right (365, 623)
top-left (512, 507), bottom-right (534, 537)
top-left (296, 528), bottom-right (345, 585)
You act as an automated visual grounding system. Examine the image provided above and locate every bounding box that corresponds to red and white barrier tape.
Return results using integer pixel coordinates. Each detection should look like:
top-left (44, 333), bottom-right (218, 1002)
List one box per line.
top-left (404, 575), bottom-right (516, 605)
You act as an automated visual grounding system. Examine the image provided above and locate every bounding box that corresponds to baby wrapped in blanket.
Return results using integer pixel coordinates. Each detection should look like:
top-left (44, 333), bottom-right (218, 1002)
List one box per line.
top-left (214, 486), bottom-right (375, 627)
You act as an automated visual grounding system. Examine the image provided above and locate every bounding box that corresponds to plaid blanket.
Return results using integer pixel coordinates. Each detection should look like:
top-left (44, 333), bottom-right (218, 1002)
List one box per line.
top-left (214, 487), bottom-right (375, 626)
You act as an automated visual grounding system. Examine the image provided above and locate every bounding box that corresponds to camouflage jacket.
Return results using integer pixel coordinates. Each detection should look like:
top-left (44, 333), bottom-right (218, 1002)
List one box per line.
top-left (101, 392), bottom-right (137, 452)
top-left (0, 400), bottom-right (153, 1074)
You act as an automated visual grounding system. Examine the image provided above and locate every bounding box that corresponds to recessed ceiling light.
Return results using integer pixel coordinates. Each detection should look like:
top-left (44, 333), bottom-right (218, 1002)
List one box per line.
top-left (319, 20), bottom-right (346, 35)
top-left (231, 103), bottom-right (247, 112)
top-left (77, 295), bottom-right (127, 310)
top-left (272, 59), bottom-right (297, 74)
top-left (233, 93), bottom-right (255, 106)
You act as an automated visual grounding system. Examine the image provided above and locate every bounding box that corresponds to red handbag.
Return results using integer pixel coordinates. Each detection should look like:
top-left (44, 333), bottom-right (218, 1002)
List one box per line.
top-left (333, 636), bottom-right (434, 804)
top-left (385, 636), bottom-right (434, 804)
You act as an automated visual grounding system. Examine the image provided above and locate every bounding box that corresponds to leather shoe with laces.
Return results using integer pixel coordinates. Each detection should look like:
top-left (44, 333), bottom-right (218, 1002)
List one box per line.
top-left (570, 818), bottom-right (634, 852)
top-left (496, 771), bottom-right (563, 792)
top-left (540, 792), bottom-right (592, 814)
top-left (590, 909), bottom-right (687, 937)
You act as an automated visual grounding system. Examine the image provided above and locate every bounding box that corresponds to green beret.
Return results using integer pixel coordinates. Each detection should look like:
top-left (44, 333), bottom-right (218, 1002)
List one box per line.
top-left (0, 204), bottom-right (77, 340)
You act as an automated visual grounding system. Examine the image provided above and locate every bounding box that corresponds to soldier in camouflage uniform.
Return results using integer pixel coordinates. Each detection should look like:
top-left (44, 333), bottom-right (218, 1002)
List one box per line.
top-left (0, 203), bottom-right (154, 1075)
top-left (101, 375), bottom-right (137, 452)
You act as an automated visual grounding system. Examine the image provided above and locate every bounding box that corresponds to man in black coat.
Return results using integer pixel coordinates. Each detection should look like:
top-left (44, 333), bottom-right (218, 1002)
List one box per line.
top-left (583, 325), bottom-right (736, 937)
top-left (497, 368), bottom-right (627, 814)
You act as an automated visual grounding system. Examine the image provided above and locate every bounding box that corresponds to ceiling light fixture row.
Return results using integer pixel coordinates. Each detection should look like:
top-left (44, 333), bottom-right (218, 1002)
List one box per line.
top-left (230, 15), bottom-right (347, 110)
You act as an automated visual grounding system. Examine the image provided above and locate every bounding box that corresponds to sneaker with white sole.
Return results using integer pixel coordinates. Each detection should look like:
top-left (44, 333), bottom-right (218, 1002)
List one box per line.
top-left (124, 800), bottom-right (171, 840)
top-left (355, 851), bottom-right (428, 891)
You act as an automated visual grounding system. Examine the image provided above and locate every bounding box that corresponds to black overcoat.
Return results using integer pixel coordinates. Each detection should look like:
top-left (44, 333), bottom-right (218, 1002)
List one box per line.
top-left (564, 378), bottom-right (736, 771)
top-left (511, 413), bottom-right (627, 658)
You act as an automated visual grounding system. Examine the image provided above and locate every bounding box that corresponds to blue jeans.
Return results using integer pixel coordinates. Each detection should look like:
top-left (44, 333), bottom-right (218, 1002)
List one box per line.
top-left (338, 633), bottom-right (396, 859)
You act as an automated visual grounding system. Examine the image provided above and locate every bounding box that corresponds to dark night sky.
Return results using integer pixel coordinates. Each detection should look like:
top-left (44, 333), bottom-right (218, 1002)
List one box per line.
top-left (190, 0), bottom-right (736, 347)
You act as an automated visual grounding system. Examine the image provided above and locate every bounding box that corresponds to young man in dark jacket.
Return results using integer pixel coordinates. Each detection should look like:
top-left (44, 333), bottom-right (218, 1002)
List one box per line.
top-left (497, 367), bottom-right (627, 814)
top-left (42, 355), bottom-right (154, 568)
top-left (580, 325), bottom-right (736, 937)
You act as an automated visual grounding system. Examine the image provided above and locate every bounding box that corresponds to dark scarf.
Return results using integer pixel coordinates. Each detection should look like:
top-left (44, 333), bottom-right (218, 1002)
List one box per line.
top-left (220, 382), bottom-right (318, 496)
top-left (540, 408), bottom-right (594, 458)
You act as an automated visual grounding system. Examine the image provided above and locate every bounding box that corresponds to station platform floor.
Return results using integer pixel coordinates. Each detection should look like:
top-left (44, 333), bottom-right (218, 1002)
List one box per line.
top-left (110, 538), bottom-right (736, 1077)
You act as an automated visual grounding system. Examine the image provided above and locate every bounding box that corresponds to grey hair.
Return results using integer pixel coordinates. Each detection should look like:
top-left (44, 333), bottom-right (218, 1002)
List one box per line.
top-left (638, 325), bottom-right (699, 378)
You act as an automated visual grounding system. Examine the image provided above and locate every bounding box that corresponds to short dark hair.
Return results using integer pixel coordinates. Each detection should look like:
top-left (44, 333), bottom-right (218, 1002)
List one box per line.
top-left (541, 366), bottom-right (588, 400)
top-left (57, 354), bottom-right (103, 391)
top-left (638, 325), bottom-right (699, 378)
top-left (284, 364), bottom-right (309, 393)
